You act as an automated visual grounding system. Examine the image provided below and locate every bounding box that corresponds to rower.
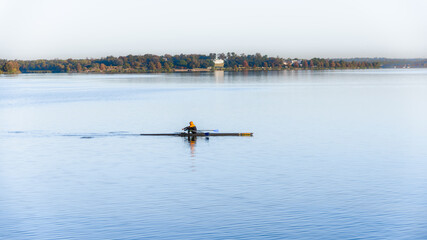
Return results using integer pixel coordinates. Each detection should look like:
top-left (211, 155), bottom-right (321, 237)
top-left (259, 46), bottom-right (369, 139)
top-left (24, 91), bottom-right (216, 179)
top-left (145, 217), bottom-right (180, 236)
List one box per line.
top-left (182, 121), bottom-right (197, 134)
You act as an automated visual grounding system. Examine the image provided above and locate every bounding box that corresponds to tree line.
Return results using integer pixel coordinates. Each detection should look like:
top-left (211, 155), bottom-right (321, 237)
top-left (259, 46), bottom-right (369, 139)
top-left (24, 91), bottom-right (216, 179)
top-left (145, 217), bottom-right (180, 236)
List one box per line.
top-left (1, 53), bottom-right (380, 74)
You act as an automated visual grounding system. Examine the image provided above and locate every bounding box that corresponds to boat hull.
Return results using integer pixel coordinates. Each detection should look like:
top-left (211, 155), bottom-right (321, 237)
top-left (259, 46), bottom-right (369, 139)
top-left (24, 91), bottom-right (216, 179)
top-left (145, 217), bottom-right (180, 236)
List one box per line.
top-left (140, 132), bottom-right (253, 137)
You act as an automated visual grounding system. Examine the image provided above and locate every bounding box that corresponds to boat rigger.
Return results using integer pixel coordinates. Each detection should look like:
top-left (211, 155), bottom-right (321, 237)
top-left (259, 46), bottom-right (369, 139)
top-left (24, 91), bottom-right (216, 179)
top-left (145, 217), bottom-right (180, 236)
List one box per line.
top-left (140, 132), bottom-right (253, 137)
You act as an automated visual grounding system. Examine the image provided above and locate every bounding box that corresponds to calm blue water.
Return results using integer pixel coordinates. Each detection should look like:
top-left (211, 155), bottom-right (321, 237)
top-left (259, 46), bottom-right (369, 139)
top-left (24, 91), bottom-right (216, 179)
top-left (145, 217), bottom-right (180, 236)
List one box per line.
top-left (1, 70), bottom-right (427, 239)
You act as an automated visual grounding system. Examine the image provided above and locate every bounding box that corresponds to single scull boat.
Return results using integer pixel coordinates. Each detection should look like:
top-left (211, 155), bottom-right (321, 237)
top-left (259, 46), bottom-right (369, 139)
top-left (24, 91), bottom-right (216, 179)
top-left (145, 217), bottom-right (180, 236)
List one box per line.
top-left (140, 132), bottom-right (253, 137)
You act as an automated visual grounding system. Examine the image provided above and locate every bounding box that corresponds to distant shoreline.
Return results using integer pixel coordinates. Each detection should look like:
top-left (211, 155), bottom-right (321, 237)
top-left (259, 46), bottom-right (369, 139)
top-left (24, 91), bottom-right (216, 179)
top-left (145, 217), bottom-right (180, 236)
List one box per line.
top-left (1, 68), bottom-right (383, 75)
top-left (3, 67), bottom-right (424, 75)
top-left (4, 68), bottom-right (427, 76)
top-left (1, 53), bottom-right (426, 74)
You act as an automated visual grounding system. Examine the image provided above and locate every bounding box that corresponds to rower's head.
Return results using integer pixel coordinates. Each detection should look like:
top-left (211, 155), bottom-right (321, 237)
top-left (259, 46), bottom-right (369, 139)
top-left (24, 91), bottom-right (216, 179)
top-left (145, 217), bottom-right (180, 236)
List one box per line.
top-left (189, 121), bottom-right (195, 127)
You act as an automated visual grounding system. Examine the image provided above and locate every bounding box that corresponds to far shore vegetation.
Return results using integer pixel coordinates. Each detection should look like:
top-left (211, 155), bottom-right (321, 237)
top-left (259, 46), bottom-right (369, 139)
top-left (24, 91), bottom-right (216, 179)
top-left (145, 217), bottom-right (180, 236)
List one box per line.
top-left (1, 53), bottom-right (426, 74)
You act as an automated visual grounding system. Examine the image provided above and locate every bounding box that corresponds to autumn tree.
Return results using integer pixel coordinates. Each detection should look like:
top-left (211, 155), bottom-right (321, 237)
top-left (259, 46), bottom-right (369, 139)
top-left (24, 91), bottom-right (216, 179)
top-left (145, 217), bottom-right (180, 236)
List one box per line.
top-left (243, 60), bottom-right (249, 68)
top-left (164, 62), bottom-right (171, 71)
top-left (324, 60), bottom-right (330, 68)
top-left (155, 62), bottom-right (162, 70)
top-left (263, 62), bottom-right (268, 68)
top-left (302, 60), bottom-right (308, 69)
top-left (148, 62), bottom-right (156, 71)
top-left (76, 63), bottom-right (83, 72)
top-left (2, 61), bottom-right (21, 74)
top-left (292, 61), bottom-right (299, 68)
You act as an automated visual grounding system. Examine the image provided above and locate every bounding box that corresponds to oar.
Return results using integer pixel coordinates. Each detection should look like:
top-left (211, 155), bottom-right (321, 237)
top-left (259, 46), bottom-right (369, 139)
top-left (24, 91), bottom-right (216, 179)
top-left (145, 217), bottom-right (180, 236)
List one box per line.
top-left (197, 129), bottom-right (219, 132)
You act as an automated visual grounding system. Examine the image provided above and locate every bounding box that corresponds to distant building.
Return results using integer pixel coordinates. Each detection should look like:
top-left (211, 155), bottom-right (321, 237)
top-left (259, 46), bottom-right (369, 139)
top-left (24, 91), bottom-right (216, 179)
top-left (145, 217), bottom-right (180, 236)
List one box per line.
top-left (283, 59), bottom-right (300, 67)
top-left (214, 59), bottom-right (224, 68)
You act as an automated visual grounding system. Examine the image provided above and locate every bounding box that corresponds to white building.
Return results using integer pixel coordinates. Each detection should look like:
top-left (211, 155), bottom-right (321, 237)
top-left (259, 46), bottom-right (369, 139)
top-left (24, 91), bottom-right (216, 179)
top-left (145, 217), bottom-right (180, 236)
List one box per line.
top-left (214, 59), bottom-right (224, 68)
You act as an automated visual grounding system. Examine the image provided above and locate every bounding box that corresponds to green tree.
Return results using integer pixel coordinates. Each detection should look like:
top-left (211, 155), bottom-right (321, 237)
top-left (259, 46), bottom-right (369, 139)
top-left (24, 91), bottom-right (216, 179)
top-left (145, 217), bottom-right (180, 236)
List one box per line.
top-left (178, 60), bottom-right (187, 68)
top-left (164, 62), bottom-right (171, 72)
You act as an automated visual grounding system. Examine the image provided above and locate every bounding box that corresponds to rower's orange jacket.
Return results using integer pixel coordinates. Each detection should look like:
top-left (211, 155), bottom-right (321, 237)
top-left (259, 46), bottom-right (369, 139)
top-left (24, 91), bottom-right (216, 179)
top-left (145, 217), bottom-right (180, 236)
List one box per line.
top-left (183, 121), bottom-right (197, 132)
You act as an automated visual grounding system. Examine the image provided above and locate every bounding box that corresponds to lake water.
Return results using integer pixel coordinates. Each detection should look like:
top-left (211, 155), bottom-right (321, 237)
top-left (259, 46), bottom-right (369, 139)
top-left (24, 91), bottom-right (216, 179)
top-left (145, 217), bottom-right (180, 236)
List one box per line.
top-left (1, 70), bottom-right (427, 239)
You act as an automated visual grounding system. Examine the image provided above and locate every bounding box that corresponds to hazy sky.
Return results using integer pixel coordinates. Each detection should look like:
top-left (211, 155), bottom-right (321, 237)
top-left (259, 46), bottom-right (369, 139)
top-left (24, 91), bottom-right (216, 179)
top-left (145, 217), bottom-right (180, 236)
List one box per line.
top-left (1, 0), bottom-right (426, 59)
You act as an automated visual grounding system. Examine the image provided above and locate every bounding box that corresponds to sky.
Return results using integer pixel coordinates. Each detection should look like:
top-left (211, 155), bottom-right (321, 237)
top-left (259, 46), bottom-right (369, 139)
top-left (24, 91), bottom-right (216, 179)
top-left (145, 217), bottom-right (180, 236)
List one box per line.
top-left (1, 0), bottom-right (426, 60)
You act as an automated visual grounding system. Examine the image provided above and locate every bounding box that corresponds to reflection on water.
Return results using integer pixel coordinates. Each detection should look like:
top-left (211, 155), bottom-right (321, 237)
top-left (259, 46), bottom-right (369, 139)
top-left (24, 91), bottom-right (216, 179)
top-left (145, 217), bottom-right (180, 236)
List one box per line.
top-left (187, 136), bottom-right (197, 158)
top-left (214, 70), bottom-right (224, 83)
top-left (186, 136), bottom-right (197, 171)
